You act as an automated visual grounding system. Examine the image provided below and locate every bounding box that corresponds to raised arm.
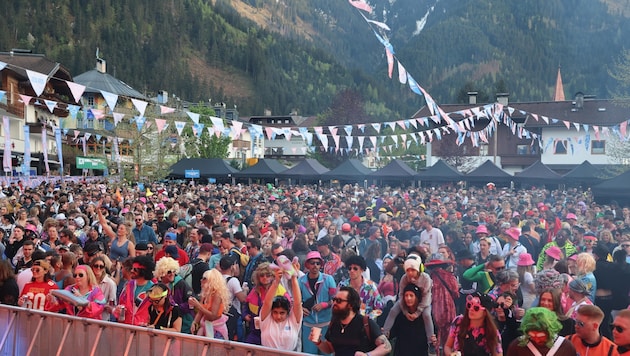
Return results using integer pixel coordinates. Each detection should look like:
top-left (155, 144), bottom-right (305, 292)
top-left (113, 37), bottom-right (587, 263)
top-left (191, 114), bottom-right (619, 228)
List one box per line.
top-left (260, 269), bottom-right (283, 321)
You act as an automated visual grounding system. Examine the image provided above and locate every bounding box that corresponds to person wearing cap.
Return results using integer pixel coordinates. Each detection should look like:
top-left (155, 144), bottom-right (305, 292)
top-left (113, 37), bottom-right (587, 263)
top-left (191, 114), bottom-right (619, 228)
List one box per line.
top-left (516, 253), bottom-right (536, 309)
top-left (537, 228), bottom-right (578, 272)
top-left (567, 279), bottom-right (594, 320)
top-left (116, 255), bottom-right (155, 326)
top-left (388, 284), bottom-right (430, 355)
top-left (383, 254), bottom-right (435, 348)
top-left (502, 227), bottom-right (527, 271)
top-left (155, 232), bottom-right (189, 266)
top-left (230, 213), bottom-right (247, 235)
top-left (299, 250), bottom-right (337, 355)
top-left (135, 242), bottom-right (150, 257)
top-left (317, 237), bottom-right (343, 278)
top-left (337, 255), bottom-right (383, 316)
top-left (18, 259), bottom-right (58, 311)
top-left (427, 253), bottom-right (459, 352)
top-left (361, 206), bottom-right (376, 222)
top-left (132, 214), bottom-right (158, 246)
top-left (155, 257), bottom-right (195, 334)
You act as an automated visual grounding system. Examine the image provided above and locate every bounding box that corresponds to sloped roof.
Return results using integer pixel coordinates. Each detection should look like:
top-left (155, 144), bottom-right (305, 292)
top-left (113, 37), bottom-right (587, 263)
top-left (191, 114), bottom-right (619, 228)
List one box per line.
top-left (0, 52), bottom-right (72, 81)
top-left (233, 159), bottom-right (287, 178)
top-left (169, 158), bottom-right (237, 178)
top-left (514, 161), bottom-right (562, 182)
top-left (520, 99), bottom-right (629, 128)
top-left (370, 159), bottom-right (418, 178)
top-left (466, 160), bottom-right (512, 182)
top-left (321, 159), bottom-right (372, 180)
top-left (562, 160), bottom-right (603, 184)
top-left (74, 68), bottom-right (147, 100)
top-left (592, 168), bottom-right (630, 202)
top-left (417, 160), bottom-right (463, 181)
top-left (277, 159), bottom-right (329, 179)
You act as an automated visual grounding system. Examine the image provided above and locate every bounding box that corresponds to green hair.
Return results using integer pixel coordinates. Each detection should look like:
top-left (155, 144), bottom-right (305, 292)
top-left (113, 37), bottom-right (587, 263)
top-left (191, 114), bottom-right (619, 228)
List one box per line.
top-left (518, 307), bottom-right (562, 348)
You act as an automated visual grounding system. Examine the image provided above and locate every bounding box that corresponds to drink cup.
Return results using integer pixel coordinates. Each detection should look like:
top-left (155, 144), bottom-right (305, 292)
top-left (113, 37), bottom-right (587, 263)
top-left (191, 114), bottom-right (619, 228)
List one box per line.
top-left (254, 316), bottom-right (261, 329)
top-left (311, 327), bottom-right (322, 342)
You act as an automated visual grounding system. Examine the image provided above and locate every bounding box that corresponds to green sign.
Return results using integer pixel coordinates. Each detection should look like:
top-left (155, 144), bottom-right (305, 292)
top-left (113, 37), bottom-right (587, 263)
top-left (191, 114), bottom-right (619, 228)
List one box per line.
top-left (76, 156), bottom-right (108, 170)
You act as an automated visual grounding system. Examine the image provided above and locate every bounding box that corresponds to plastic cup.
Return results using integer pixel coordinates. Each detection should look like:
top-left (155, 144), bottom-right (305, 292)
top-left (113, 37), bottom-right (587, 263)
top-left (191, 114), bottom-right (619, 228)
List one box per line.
top-left (311, 327), bottom-right (322, 342)
top-left (254, 316), bottom-right (261, 329)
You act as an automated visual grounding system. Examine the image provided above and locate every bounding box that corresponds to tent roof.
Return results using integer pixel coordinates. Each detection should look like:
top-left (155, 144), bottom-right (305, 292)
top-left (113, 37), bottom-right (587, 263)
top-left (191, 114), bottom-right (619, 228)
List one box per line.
top-left (370, 160), bottom-right (418, 178)
top-left (277, 159), bottom-right (329, 179)
top-left (321, 159), bottom-right (372, 180)
top-left (514, 161), bottom-right (562, 182)
top-left (466, 160), bottom-right (512, 182)
top-left (562, 161), bottom-right (602, 183)
top-left (233, 159), bottom-right (287, 178)
top-left (417, 160), bottom-right (463, 181)
top-left (592, 168), bottom-right (630, 201)
top-left (169, 158), bottom-right (237, 178)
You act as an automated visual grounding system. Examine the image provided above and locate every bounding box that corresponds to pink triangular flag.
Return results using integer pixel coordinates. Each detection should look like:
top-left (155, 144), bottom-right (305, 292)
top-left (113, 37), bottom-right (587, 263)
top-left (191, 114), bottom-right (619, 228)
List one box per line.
top-left (66, 81), bottom-right (86, 103)
top-left (154, 119), bottom-right (166, 133)
top-left (160, 105), bottom-right (176, 114)
top-left (19, 95), bottom-right (32, 106)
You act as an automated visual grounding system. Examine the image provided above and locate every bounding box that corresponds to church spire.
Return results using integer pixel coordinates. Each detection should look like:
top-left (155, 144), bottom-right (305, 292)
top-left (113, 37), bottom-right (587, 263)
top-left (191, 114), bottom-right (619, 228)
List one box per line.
top-left (553, 66), bottom-right (565, 101)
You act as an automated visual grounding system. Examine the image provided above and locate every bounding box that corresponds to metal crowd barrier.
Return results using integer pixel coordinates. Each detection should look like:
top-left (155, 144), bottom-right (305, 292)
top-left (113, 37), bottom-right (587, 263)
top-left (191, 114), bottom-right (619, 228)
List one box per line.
top-left (0, 305), bottom-right (306, 356)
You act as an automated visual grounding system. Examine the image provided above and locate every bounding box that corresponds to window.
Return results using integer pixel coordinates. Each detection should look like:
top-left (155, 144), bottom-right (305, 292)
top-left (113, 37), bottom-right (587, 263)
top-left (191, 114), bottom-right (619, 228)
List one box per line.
top-left (591, 140), bottom-right (605, 155)
top-left (87, 95), bottom-right (95, 107)
top-left (517, 145), bottom-right (529, 155)
top-left (554, 140), bottom-right (567, 154)
top-left (479, 144), bottom-right (489, 156)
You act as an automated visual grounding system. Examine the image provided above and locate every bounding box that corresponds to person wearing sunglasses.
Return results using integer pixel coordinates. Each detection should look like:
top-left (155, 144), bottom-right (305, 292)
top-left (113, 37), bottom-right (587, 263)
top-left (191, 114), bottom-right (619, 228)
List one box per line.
top-left (462, 254), bottom-right (506, 294)
top-left (155, 257), bottom-right (194, 334)
top-left (444, 292), bottom-right (503, 356)
top-left (507, 307), bottom-right (575, 355)
top-left (337, 255), bottom-right (383, 317)
top-left (116, 255), bottom-right (155, 325)
top-left (145, 283), bottom-right (182, 332)
top-left (47, 265), bottom-right (106, 319)
top-left (18, 259), bottom-right (58, 311)
top-left (299, 251), bottom-right (337, 354)
top-left (90, 256), bottom-right (117, 321)
top-left (612, 310), bottom-right (630, 355)
top-left (567, 305), bottom-right (617, 356)
top-left (189, 269), bottom-right (230, 339)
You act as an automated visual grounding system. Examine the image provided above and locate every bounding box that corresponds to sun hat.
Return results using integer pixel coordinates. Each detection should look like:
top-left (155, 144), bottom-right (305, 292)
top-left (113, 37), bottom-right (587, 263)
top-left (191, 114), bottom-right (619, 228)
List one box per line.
top-left (476, 225), bottom-right (489, 235)
top-left (545, 246), bottom-right (563, 260)
top-left (517, 253), bottom-right (535, 266)
top-left (504, 227), bottom-right (520, 241)
top-left (305, 251), bottom-right (323, 263)
top-left (424, 253), bottom-right (453, 267)
top-left (566, 213), bottom-right (578, 220)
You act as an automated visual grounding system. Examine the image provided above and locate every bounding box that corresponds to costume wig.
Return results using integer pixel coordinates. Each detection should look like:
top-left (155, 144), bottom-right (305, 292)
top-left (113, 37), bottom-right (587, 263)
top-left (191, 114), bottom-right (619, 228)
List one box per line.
top-left (518, 307), bottom-right (562, 348)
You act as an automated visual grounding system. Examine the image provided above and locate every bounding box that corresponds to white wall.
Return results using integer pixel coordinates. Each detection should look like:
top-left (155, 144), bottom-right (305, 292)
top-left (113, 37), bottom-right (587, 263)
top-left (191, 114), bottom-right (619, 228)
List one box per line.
top-left (540, 127), bottom-right (614, 165)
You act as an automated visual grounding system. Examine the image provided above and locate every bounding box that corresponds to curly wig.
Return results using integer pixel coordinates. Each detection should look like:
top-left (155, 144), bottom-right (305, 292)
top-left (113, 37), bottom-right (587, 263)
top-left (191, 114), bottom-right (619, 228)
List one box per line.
top-left (518, 307), bottom-right (562, 348)
top-left (155, 257), bottom-right (180, 279)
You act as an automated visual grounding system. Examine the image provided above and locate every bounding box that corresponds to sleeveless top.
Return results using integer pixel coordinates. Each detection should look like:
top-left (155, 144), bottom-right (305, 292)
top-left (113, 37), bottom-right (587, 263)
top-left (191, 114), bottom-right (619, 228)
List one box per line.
top-left (110, 239), bottom-right (130, 261)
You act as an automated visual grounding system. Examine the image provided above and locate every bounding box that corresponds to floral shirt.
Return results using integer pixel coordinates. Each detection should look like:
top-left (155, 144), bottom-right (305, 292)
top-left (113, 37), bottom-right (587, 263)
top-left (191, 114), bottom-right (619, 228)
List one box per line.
top-left (322, 252), bottom-right (342, 277)
top-left (448, 314), bottom-right (503, 355)
top-left (338, 278), bottom-right (383, 316)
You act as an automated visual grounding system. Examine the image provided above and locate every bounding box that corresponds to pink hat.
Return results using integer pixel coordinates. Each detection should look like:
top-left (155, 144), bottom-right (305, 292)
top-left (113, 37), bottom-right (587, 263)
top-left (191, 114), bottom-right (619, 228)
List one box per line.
top-left (305, 251), bottom-right (323, 263)
top-left (517, 253), bottom-right (535, 266)
top-left (545, 246), bottom-right (563, 260)
top-left (537, 202), bottom-right (545, 208)
top-left (512, 211), bottom-right (520, 217)
top-left (476, 225), bottom-right (489, 235)
top-left (566, 213), bottom-right (577, 220)
top-left (504, 227), bottom-right (520, 241)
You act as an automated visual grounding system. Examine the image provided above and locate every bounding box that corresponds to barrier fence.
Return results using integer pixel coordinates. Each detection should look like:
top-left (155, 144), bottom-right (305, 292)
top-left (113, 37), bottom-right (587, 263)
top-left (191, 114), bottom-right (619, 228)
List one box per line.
top-left (0, 305), bottom-right (306, 356)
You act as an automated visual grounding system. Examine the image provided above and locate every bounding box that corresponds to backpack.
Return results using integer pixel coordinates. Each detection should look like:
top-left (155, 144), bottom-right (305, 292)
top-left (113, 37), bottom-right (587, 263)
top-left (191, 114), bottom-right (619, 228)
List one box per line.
top-left (179, 259), bottom-right (204, 287)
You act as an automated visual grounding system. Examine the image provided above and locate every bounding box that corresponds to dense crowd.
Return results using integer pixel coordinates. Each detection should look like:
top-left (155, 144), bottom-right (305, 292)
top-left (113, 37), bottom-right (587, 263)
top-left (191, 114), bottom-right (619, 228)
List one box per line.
top-left (1, 179), bottom-right (630, 355)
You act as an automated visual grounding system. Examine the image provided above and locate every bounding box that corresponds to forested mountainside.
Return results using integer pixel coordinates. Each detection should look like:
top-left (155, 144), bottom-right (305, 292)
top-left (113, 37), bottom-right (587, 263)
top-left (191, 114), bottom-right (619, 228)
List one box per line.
top-left (2, 0), bottom-right (630, 121)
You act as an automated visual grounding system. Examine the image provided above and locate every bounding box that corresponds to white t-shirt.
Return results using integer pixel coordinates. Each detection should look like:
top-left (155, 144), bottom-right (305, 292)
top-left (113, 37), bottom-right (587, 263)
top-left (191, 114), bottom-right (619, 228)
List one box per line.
top-left (223, 274), bottom-right (242, 312)
top-left (261, 310), bottom-right (302, 351)
top-left (420, 227), bottom-right (444, 254)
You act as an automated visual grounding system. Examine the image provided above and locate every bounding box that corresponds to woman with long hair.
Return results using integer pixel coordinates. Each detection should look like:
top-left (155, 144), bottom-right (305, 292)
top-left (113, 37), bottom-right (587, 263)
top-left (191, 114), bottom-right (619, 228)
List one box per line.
top-left (47, 265), bottom-right (106, 319)
top-left (444, 292), bottom-right (503, 356)
top-left (91, 256), bottom-right (117, 321)
top-left (575, 252), bottom-right (596, 302)
top-left (389, 284), bottom-right (429, 356)
top-left (189, 269), bottom-right (230, 339)
top-left (99, 206), bottom-right (135, 262)
top-left (536, 288), bottom-right (575, 336)
top-left (146, 283), bottom-right (182, 332)
top-left (243, 262), bottom-right (290, 345)
top-left (19, 259), bottom-right (58, 311)
top-left (507, 307), bottom-right (576, 354)
top-left (0, 260), bottom-right (19, 305)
